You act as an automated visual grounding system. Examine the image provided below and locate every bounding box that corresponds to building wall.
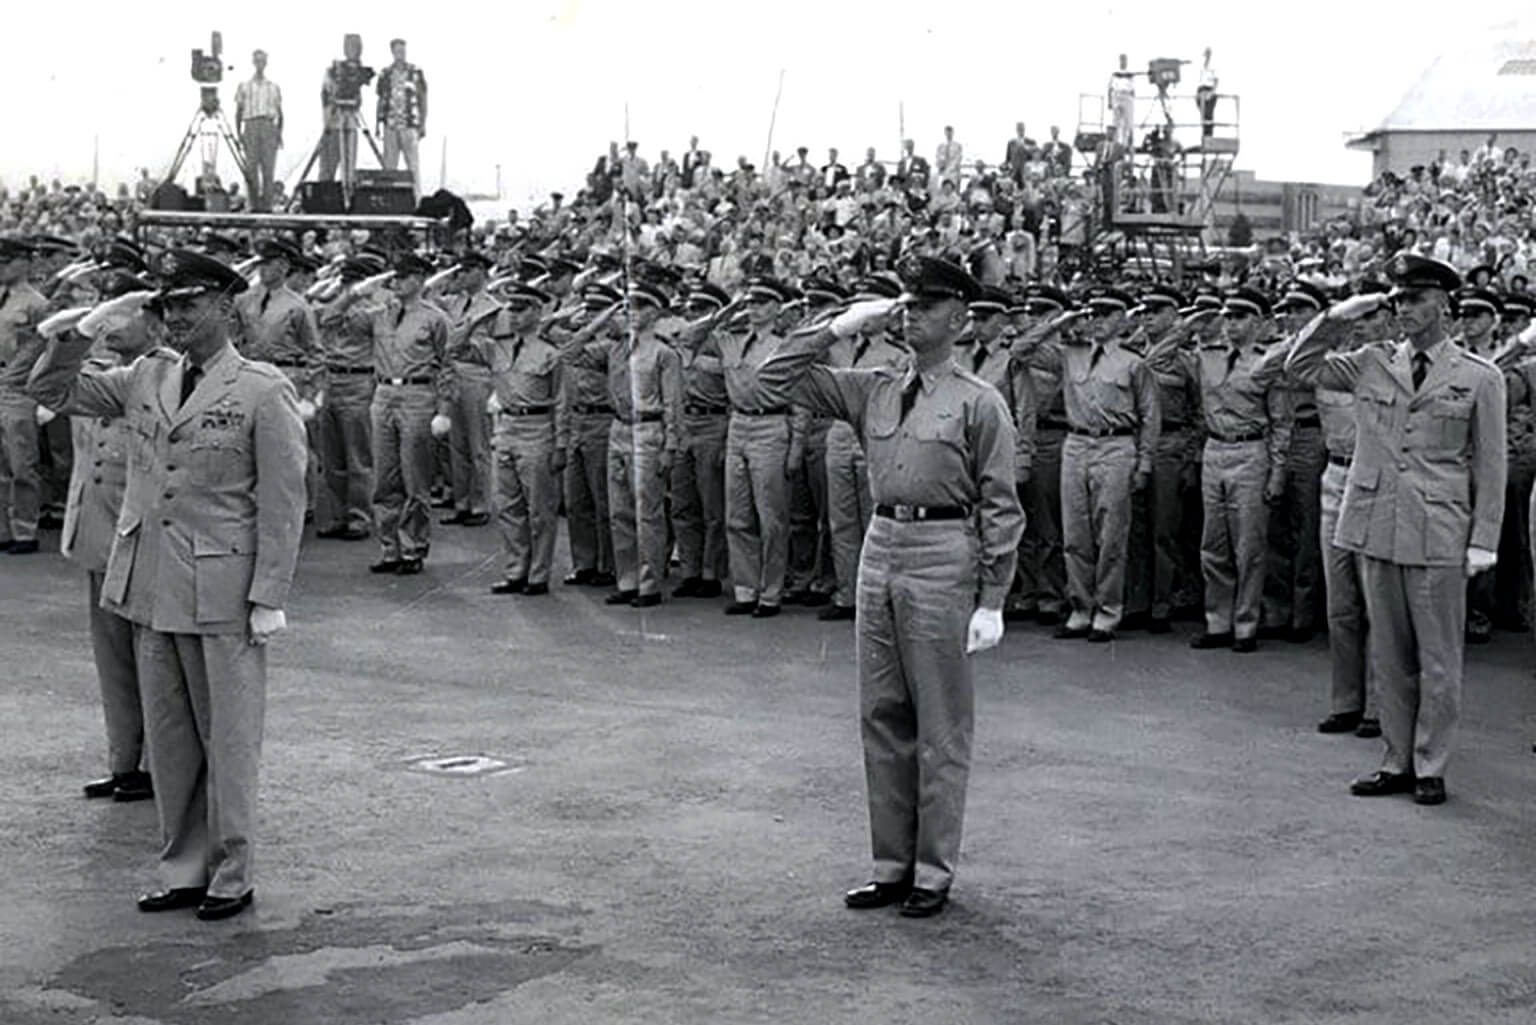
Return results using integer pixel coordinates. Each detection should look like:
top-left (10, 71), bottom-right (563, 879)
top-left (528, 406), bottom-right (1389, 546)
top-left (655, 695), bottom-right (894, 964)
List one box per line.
top-left (1210, 171), bottom-right (1360, 239)
top-left (1364, 130), bottom-right (1536, 177)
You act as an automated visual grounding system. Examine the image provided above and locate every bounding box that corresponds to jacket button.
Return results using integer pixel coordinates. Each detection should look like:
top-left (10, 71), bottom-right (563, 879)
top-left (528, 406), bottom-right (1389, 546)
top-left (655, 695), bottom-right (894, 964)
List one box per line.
top-left (161, 519), bottom-right (171, 527)
top-left (93, 476), bottom-right (103, 484)
top-left (166, 465), bottom-right (177, 473)
top-left (163, 491), bottom-right (175, 500)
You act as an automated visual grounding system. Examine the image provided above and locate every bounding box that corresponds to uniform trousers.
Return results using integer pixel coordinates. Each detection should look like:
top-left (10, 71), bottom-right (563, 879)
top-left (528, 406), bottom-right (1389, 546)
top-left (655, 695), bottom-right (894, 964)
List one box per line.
top-left (0, 389), bottom-right (41, 543)
top-left (1494, 458), bottom-right (1536, 629)
top-left (370, 383), bottom-right (436, 560)
top-left (786, 419), bottom-right (832, 594)
top-left (1200, 438), bottom-right (1270, 639)
top-left (857, 516), bottom-right (978, 894)
top-left (39, 414), bottom-right (73, 516)
top-left (1124, 430), bottom-right (1191, 620)
top-left (826, 421), bottom-right (875, 609)
top-left (607, 420), bottom-right (668, 597)
top-left (381, 126), bottom-right (421, 196)
top-left (241, 117), bottom-right (279, 211)
top-left (88, 571), bottom-right (144, 776)
top-left (448, 363), bottom-right (492, 516)
top-left (1061, 433), bottom-right (1135, 632)
top-left (1019, 428), bottom-right (1066, 615)
top-left (726, 412), bottom-right (791, 605)
top-left (277, 367), bottom-right (320, 517)
top-left (492, 413), bottom-right (558, 586)
top-left (135, 626), bottom-right (266, 898)
top-left (1358, 557), bottom-right (1464, 780)
top-left (670, 413), bottom-right (729, 582)
top-left (564, 413), bottom-right (613, 576)
top-left (317, 375), bottom-right (374, 533)
top-left (1263, 424), bottom-right (1326, 631)
top-left (1319, 461), bottom-right (1371, 717)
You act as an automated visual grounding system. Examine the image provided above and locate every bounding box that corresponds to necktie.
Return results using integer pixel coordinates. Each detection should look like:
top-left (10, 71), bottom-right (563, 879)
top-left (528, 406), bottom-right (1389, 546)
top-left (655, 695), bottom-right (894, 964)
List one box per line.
top-left (852, 339), bottom-right (870, 367)
top-left (395, 303), bottom-right (408, 331)
top-left (971, 344), bottom-right (988, 375)
top-left (1225, 348), bottom-right (1240, 380)
top-left (179, 364), bottom-right (202, 408)
top-left (259, 290), bottom-right (271, 317)
top-left (898, 374), bottom-right (922, 424)
top-left (0, 288), bottom-right (10, 312)
top-left (740, 333), bottom-right (755, 360)
top-left (1089, 345), bottom-right (1104, 371)
top-left (511, 338), bottom-right (523, 365)
top-left (1412, 351), bottom-right (1429, 391)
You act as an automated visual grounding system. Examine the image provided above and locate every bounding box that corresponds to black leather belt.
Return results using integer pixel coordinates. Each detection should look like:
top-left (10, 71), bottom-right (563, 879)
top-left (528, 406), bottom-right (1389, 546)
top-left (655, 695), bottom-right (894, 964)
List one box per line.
top-left (616, 411), bottom-right (664, 424)
top-left (733, 407), bottom-right (789, 417)
top-left (499, 404), bottom-right (553, 417)
top-left (325, 365), bottom-right (373, 375)
top-left (269, 360), bottom-right (305, 369)
top-left (875, 503), bottom-right (971, 522)
top-left (685, 403), bottom-right (730, 416)
top-left (1328, 453), bottom-right (1352, 467)
top-left (378, 375), bottom-right (434, 386)
top-left (1039, 419), bottom-right (1071, 431)
top-left (1209, 430), bottom-right (1266, 444)
top-left (1069, 425), bottom-right (1135, 438)
top-left (1294, 416), bottom-right (1321, 429)
top-left (572, 402), bottom-right (613, 416)
top-left (1161, 421), bottom-right (1189, 431)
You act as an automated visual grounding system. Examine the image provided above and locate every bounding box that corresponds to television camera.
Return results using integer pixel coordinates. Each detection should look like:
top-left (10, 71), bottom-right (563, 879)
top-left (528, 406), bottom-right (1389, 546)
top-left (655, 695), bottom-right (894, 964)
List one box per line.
top-left (190, 31), bottom-right (227, 85)
top-left (329, 34), bottom-right (375, 107)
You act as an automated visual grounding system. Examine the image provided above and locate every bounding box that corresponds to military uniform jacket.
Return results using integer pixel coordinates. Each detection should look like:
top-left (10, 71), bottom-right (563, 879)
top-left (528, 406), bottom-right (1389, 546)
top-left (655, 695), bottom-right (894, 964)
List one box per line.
top-left (1287, 330), bottom-right (1506, 566)
top-left (0, 282), bottom-right (50, 393)
top-left (237, 285), bottom-right (319, 370)
top-left (28, 339), bottom-right (307, 633)
top-left (61, 351), bottom-right (141, 573)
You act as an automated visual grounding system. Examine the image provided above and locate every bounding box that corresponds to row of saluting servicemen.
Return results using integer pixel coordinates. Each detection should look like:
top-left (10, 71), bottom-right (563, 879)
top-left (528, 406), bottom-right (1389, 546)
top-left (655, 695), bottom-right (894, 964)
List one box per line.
top-left (0, 235), bottom-right (1520, 918)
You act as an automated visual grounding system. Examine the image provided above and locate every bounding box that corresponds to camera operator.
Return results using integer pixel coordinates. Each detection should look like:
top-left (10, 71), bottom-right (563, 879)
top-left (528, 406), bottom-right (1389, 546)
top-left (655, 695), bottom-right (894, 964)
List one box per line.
top-left (376, 38), bottom-right (428, 200)
top-left (234, 50), bottom-right (283, 213)
top-left (321, 35), bottom-right (374, 189)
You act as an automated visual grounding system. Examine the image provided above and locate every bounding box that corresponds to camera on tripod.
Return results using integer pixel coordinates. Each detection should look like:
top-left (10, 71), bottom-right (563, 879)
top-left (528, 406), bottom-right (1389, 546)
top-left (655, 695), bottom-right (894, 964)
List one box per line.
top-left (190, 30), bottom-right (226, 85)
top-left (329, 34), bottom-right (375, 107)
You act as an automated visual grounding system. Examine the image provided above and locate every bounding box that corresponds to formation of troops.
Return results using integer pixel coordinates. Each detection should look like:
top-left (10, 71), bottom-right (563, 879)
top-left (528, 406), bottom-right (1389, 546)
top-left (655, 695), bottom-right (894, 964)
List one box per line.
top-left (1, 218), bottom-right (1529, 916)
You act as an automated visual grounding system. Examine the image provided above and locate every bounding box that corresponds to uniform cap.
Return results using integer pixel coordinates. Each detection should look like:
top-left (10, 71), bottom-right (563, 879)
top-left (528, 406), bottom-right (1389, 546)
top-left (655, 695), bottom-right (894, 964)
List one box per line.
top-left (1024, 284), bottom-right (1072, 313)
top-left (1388, 253), bottom-right (1461, 294)
top-left (340, 254), bottom-right (388, 281)
top-left (1085, 286), bottom-right (1138, 311)
top-left (897, 255), bottom-right (982, 303)
top-left (628, 279), bottom-right (669, 309)
top-left (802, 274), bottom-right (850, 304)
top-left (1222, 286), bottom-right (1273, 318)
top-left (850, 273), bottom-right (903, 301)
top-left (1500, 293), bottom-right (1535, 318)
top-left (152, 248), bottom-right (250, 302)
top-left (1455, 287), bottom-right (1502, 318)
top-left (1275, 279), bottom-right (1329, 313)
top-left (687, 282), bottom-right (731, 309)
top-left (491, 279), bottom-right (553, 306)
top-left (93, 270), bottom-right (155, 300)
top-left (256, 237), bottom-right (303, 264)
top-left (545, 255), bottom-right (584, 279)
top-left (1140, 283), bottom-right (1188, 310)
top-left (745, 276), bottom-right (795, 304)
top-left (103, 237), bottom-right (149, 273)
top-left (582, 281), bottom-right (622, 310)
top-left (28, 234), bottom-right (78, 258)
top-left (392, 251), bottom-right (435, 277)
top-left (968, 284), bottom-right (1013, 315)
top-left (0, 237), bottom-right (37, 261)
top-left (456, 250), bottom-right (495, 271)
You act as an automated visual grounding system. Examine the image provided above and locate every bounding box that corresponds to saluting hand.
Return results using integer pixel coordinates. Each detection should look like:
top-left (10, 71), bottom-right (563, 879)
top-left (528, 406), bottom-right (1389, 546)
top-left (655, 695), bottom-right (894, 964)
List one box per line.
top-left (1327, 293), bottom-right (1390, 322)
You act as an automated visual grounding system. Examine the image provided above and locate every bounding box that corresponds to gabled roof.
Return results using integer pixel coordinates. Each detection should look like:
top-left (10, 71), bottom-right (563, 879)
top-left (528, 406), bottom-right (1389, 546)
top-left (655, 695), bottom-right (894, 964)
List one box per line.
top-left (1371, 37), bottom-right (1536, 133)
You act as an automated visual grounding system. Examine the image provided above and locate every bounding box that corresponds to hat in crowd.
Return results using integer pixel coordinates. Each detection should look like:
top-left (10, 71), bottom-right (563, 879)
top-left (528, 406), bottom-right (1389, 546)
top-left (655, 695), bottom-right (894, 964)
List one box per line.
top-left (1275, 279), bottom-right (1329, 314)
top-left (1465, 263), bottom-right (1496, 285)
top-left (102, 237), bottom-right (149, 274)
top-left (628, 279), bottom-right (669, 309)
top-left (256, 237), bottom-right (303, 264)
top-left (201, 233), bottom-right (247, 258)
top-left (745, 276), bottom-right (795, 304)
top-left (340, 253), bottom-right (388, 281)
top-left (1388, 253), bottom-right (1461, 294)
top-left (93, 269), bottom-right (155, 300)
top-left (1025, 284), bottom-right (1073, 314)
top-left (1085, 286), bottom-right (1138, 312)
top-left (392, 251), bottom-right (435, 277)
top-left (28, 234), bottom-right (78, 258)
top-left (545, 255), bottom-right (584, 279)
top-left (153, 248), bottom-right (249, 302)
top-left (851, 272), bottom-right (903, 301)
top-left (0, 237), bottom-right (37, 261)
top-left (1178, 290), bottom-right (1225, 315)
top-left (968, 285), bottom-right (1012, 316)
top-left (686, 282), bottom-right (731, 310)
top-left (898, 255), bottom-right (982, 304)
top-left (518, 255), bottom-right (550, 280)
top-left (1140, 283), bottom-right (1187, 310)
top-left (1502, 293), bottom-right (1536, 318)
top-left (1355, 279), bottom-right (1392, 297)
top-left (1455, 287), bottom-right (1503, 318)
top-left (1223, 286), bottom-right (1272, 318)
top-left (582, 281), bottom-right (622, 310)
top-left (456, 250), bottom-right (495, 271)
top-left (287, 252), bottom-right (321, 274)
top-left (802, 274), bottom-right (849, 305)
top-left (492, 279), bottom-right (552, 306)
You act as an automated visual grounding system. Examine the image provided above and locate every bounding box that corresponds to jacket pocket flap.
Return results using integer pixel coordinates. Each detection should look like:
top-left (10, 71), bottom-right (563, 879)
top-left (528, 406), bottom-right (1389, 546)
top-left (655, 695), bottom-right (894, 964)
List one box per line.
top-left (1351, 465), bottom-right (1381, 491)
top-left (194, 530), bottom-right (257, 556)
top-left (116, 513), bottom-right (142, 537)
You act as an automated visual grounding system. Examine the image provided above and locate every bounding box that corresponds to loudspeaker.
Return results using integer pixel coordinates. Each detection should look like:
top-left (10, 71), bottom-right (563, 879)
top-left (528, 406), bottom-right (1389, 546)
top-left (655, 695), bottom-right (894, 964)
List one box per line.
top-left (354, 169), bottom-right (415, 189)
top-left (299, 181), bottom-right (346, 214)
top-left (350, 186), bottom-right (416, 216)
top-left (149, 182), bottom-right (190, 211)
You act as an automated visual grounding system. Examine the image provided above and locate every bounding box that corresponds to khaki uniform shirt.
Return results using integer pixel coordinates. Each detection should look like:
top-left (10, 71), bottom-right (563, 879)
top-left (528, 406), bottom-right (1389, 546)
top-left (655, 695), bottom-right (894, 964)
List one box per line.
top-left (562, 331), bottom-right (684, 453)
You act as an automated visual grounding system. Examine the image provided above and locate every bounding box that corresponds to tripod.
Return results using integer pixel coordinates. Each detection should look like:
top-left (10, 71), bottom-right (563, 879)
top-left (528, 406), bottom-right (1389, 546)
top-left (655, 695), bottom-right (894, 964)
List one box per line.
top-left (294, 102), bottom-right (385, 196)
top-left (162, 88), bottom-right (250, 192)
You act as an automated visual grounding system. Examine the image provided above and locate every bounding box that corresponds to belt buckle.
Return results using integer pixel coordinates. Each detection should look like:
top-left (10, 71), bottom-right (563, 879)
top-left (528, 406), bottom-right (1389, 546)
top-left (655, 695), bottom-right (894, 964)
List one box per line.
top-left (893, 504), bottom-right (915, 522)
top-left (388, 377), bottom-right (404, 386)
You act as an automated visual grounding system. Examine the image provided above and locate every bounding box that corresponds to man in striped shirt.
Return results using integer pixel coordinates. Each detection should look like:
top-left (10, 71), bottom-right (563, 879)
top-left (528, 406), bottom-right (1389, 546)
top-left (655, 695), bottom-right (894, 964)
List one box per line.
top-left (234, 50), bottom-right (284, 213)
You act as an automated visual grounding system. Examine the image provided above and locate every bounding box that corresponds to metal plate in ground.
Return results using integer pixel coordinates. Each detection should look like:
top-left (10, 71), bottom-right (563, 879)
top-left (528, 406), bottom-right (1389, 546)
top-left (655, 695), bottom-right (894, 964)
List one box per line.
top-left (406, 754), bottom-right (525, 778)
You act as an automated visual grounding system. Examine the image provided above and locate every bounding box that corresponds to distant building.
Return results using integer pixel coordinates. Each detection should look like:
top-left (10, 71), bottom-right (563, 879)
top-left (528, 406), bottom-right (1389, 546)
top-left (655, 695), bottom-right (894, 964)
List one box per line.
top-left (1346, 37), bottom-right (1536, 177)
top-left (1212, 170), bottom-right (1361, 238)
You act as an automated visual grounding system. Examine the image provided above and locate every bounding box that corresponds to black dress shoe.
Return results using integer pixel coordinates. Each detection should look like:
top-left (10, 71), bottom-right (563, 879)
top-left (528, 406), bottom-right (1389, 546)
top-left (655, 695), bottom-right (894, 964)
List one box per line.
top-left (83, 774), bottom-right (124, 799)
top-left (338, 527), bottom-right (371, 542)
top-left (1232, 636), bottom-right (1258, 653)
top-left (588, 571), bottom-right (616, 588)
top-left (782, 590), bottom-right (811, 606)
top-left (1318, 712), bottom-right (1363, 734)
top-left (1119, 612), bottom-right (1150, 632)
top-left (113, 772), bottom-right (154, 803)
top-left (1087, 628), bottom-right (1115, 643)
top-left (462, 512), bottom-right (491, 527)
top-left (694, 579), bottom-right (723, 598)
top-left (898, 887), bottom-right (950, 918)
top-left (397, 558), bottom-right (424, 575)
top-left (7, 539), bottom-right (39, 555)
top-left (752, 603), bottom-right (781, 618)
top-left (1147, 617), bottom-right (1171, 634)
top-left (1053, 624), bottom-right (1089, 640)
top-left (818, 604), bottom-right (856, 622)
top-left (1287, 625), bottom-right (1316, 644)
top-left (1413, 777), bottom-right (1447, 805)
top-left (1189, 631), bottom-right (1233, 650)
top-left (843, 879), bottom-right (912, 910)
top-left (604, 590), bottom-right (639, 606)
top-left (723, 601), bottom-right (756, 616)
top-left (196, 891), bottom-right (254, 921)
top-left (1034, 608), bottom-right (1064, 627)
top-left (38, 512), bottom-right (64, 530)
top-left (315, 525), bottom-right (347, 539)
top-left (1355, 717), bottom-right (1382, 739)
top-left (1350, 770), bottom-right (1416, 797)
top-left (672, 576), bottom-right (702, 598)
top-left (430, 496), bottom-right (456, 510)
top-left (439, 510), bottom-right (471, 525)
top-left (800, 591), bottom-right (831, 608)
top-left (1257, 624), bottom-right (1288, 641)
top-left (490, 578), bottom-right (527, 595)
top-left (0, 540), bottom-right (11, 552)
top-left (369, 559), bottom-right (402, 574)
top-left (563, 568), bottom-right (596, 586)
top-left (138, 887), bottom-right (207, 912)
top-left (631, 593), bottom-right (662, 608)
top-left (1465, 625), bottom-right (1492, 645)
top-left (1003, 605), bottom-right (1034, 623)
top-left (523, 582), bottom-right (549, 596)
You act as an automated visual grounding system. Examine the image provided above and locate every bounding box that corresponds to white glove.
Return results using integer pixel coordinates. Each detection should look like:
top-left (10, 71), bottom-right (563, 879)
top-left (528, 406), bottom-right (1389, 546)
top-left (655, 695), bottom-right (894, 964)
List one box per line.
top-left (34, 405), bottom-right (57, 426)
top-left (830, 298), bottom-right (899, 339)
top-left (486, 392), bottom-right (504, 415)
top-left (1466, 546), bottom-right (1498, 578)
top-left (296, 399), bottom-right (317, 422)
top-left (430, 413), bottom-right (453, 439)
top-left (1328, 293), bottom-right (1390, 322)
top-left (965, 607), bottom-right (1004, 654)
top-left (248, 605), bottom-right (287, 645)
top-left (313, 390), bottom-right (325, 410)
top-left (351, 271), bottom-right (394, 297)
top-left (38, 306), bottom-right (92, 340)
top-left (78, 291), bottom-right (156, 339)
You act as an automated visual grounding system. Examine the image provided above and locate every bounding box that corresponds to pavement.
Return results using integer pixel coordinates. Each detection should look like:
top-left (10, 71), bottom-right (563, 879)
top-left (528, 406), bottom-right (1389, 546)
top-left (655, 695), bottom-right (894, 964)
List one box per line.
top-left (2, 517), bottom-right (1536, 1025)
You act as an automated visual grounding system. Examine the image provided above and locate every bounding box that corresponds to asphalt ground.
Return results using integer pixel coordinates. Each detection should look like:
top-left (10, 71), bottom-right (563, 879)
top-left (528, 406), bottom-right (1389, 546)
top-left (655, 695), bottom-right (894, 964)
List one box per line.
top-left (2, 517), bottom-right (1535, 1025)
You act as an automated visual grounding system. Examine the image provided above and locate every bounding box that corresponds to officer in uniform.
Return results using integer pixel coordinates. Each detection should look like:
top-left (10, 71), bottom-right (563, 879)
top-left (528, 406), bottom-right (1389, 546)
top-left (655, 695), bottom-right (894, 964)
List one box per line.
top-left (1010, 285), bottom-right (1074, 624)
top-left (759, 256), bottom-right (1024, 918)
top-left (668, 282), bottom-right (734, 599)
top-left (1261, 280), bottom-right (1330, 643)
top-left (957, 284), bottom-right (1036, 505)
top-left (441, 252), bottom-right (498, 528)
top-left (0, 238), bottom-right (52, 554)
top-left (1454, 287), bottom-right (1505, 644)
top-left (1494, 292), bottom-right (1536, 631)
top-left (313, 254), bottom-right (386, 540)
top-left (461, 279), bottom-right (565, 594)
top-left (1034, 286), bottom-right (1159, 642)
top-left (560, 280), bottom-right (684, 607)
top-left (821, 274), bottom-right (909, 621)
top-left (352, 252), bottom-right (454, 575)
top-left (30, 235), bottom-right (82, 531)
top-left (784, 282), bottom-right (835, 608)
top-left (46, 271), bottom-right (160, 802)
top-left (27, 249), bottom-right (306, 919)
top-left (1287, 254), bottom-right (1505, 806)
top-left (717, 277), bottom-right (802, 617)
top-left (554, 282), bottom-right (618, 589)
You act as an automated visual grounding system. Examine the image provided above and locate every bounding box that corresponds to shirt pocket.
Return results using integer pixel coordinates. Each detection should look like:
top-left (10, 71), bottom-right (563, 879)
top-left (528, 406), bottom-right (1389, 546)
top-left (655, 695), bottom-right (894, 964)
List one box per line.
top-left (1428, 397), bottom-right (1473, 450)
top-left (1357, 387), bottom-right (1397, 432)
top-left (1336, 464), bottom-right (1380, 548)
top-left (913, 409), bottom-right (966, 450)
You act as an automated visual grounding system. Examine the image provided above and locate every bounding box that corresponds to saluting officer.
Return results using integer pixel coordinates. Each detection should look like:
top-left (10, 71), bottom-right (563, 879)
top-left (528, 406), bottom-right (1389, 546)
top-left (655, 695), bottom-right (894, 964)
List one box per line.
top-left (553, 282), bottom-right (618, 589)
top-left (1010, 284), bottom-right (1073, 624)
top-left (1454, 287), bottom-right (1505, 644)
top-left (441, 251), bottom-right (499, 528)
top-left (313, 253), bottom-right (386, 541)
top-left (668, 282), bottom-right (735, 599)
top-left (27, 250), bottom-right (306, 920)
top-left (759, 256), bottom-right (1024, 919)
top-left (1287, 254), bottom-right (1505, 807)
top-left (0, 238), bottom-right (52, 554)
top-left (957, 283), bottom-right (1037, 495)
top-left (1494, 292), bottom-right (1536, 631)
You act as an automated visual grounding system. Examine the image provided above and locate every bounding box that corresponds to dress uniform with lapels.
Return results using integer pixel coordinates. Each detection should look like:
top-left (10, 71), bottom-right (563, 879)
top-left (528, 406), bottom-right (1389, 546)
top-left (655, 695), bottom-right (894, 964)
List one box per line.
top-left (0, 237), bottom-right (53, 554)
top-left (758, 256), bottom-right (1025, 919)
top-left (27, 249), bottom-right (306, 920)
top-left (314, 254), bottom-right (387, 541)
top-left (1286, 253), bottom-right (1506, 807)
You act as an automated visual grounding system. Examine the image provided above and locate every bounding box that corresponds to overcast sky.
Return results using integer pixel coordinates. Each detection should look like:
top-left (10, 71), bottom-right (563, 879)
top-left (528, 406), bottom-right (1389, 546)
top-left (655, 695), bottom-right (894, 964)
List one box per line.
top-left (7, 1), bottom-right (1533, 210)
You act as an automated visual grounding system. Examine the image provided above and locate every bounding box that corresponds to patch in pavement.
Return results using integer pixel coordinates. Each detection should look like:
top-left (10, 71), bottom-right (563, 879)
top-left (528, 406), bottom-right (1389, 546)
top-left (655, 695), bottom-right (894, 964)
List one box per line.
top-left (405, 753), bottom-right (526, 777)
top-left (44, 900), bottom-right (594, 1025)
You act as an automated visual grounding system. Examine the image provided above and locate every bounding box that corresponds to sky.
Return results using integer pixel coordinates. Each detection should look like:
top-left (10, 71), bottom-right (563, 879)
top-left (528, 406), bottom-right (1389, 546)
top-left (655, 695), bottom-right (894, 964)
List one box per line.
top-left (7, 0), bottom-right (1534, 214)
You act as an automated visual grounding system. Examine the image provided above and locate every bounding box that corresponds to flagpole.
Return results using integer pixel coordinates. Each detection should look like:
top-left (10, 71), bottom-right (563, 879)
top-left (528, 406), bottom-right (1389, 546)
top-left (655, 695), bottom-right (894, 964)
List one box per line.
top-left (763, 69), bottom-right (786, 172)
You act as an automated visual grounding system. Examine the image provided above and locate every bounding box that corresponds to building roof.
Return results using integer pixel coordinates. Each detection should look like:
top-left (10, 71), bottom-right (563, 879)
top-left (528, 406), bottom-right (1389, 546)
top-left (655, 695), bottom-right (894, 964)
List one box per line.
top-left (1360, 37), bottom-right (1536, 137)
